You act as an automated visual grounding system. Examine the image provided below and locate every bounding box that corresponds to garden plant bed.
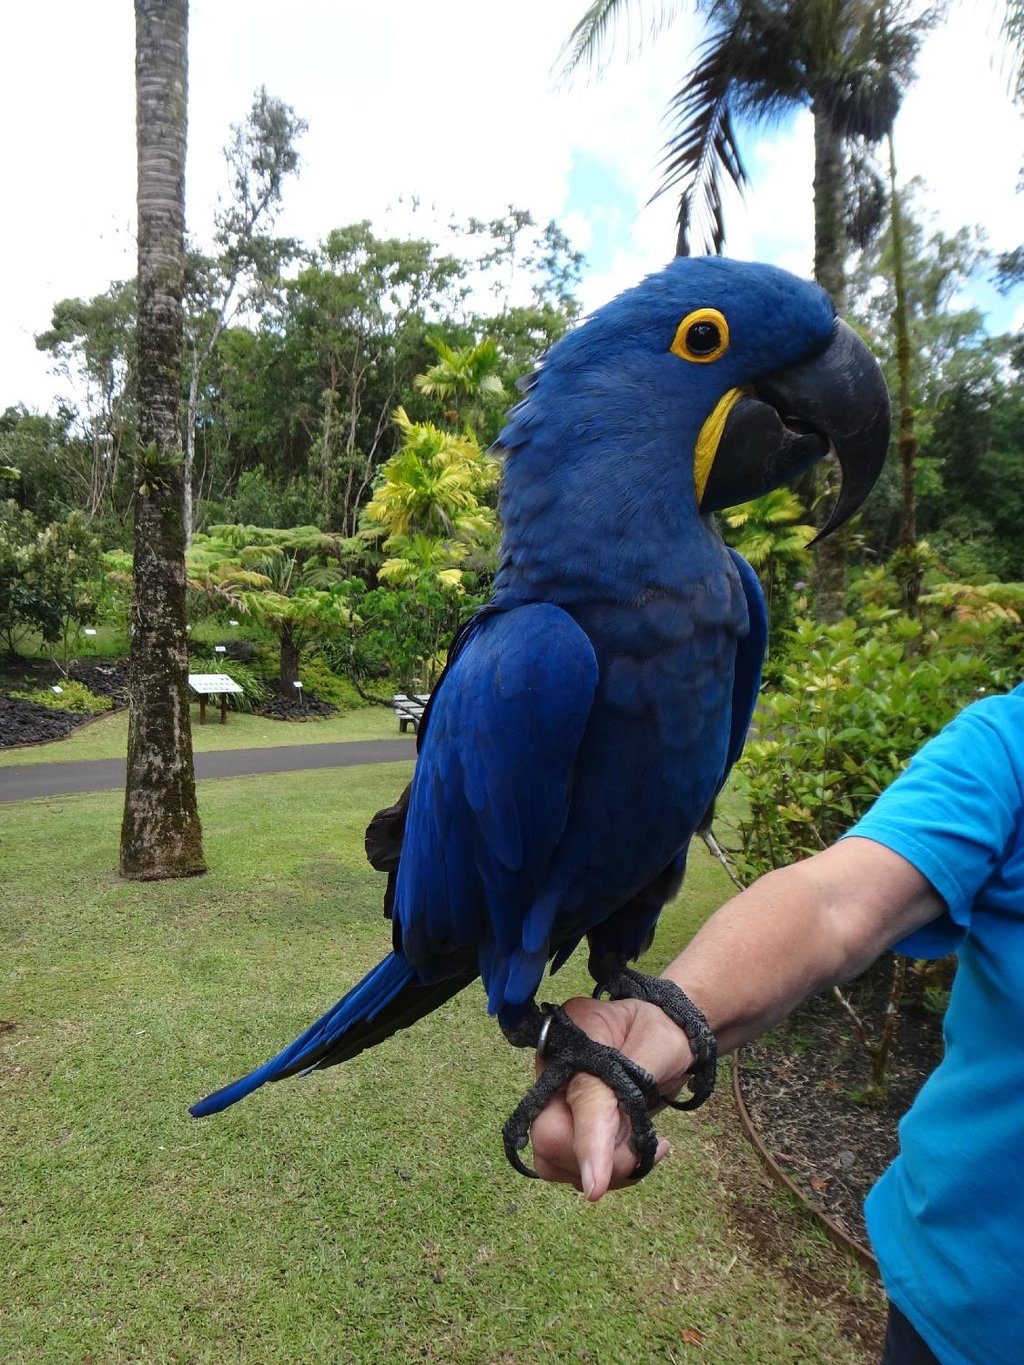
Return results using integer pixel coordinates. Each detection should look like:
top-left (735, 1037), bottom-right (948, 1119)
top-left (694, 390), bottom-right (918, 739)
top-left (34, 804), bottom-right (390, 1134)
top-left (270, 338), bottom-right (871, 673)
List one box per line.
top-left (256, 688), bottom-right (336, 720)
top-left (0, 693), bottom-right (95, 748)
top-left (0, 654), bottom-right (346, 748)
top-left (0, 658), bottom-right (131, 749)
top-left (736, 958), bottom-right (946, 1251)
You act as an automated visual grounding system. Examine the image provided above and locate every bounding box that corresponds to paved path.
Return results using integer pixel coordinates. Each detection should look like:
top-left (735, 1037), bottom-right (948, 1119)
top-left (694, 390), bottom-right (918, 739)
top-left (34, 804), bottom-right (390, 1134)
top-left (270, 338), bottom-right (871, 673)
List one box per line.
top-left (0, 738), bottom-right (416, 804)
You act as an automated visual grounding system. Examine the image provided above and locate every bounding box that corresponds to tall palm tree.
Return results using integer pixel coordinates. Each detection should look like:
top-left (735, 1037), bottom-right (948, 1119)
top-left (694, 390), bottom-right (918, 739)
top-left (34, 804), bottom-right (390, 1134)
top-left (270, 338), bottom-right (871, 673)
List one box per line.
top-left (120, 0), bottom-right (206, 879)
top-left (562, 0), bottom-right (937, 293)
top-left (562, 0), bottom-right (939, 618)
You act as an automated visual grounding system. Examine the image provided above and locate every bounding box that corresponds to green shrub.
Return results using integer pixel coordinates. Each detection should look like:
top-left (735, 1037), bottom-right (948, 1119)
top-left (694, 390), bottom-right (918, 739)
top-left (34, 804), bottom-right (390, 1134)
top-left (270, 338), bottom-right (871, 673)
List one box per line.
top-left (296, 653), bottom-right (362, 710)
top-left (201, 659), bottom-right (271, 714)
top-left (11, 681), bottom-right (112, 714)
top-left (731, 612), bottom-right (1009, 882)
top-left (732, 611), bottom-right (1000, 1099)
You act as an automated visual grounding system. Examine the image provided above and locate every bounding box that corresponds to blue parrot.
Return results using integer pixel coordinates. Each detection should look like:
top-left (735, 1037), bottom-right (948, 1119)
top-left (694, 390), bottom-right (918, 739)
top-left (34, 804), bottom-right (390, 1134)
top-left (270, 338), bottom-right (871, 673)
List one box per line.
top-left (191, 257), bottom-right (889, 1176)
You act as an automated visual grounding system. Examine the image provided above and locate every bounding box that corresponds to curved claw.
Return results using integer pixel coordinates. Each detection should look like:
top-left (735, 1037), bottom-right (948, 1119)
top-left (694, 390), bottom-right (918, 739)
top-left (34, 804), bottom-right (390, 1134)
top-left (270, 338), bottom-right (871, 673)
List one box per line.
top-left (501, 1003), bottom-right (664, 1182)
top-left (503, 1127), bottom-right (540, 1180)
top-left (596, 966), bottom-right (718, 1112)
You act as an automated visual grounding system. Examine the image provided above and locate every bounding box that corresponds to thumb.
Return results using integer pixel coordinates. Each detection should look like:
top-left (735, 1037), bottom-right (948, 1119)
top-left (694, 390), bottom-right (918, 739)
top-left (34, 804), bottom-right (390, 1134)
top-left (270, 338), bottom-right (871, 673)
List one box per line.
top-left (563, 1070), bottom-right (669, 1200)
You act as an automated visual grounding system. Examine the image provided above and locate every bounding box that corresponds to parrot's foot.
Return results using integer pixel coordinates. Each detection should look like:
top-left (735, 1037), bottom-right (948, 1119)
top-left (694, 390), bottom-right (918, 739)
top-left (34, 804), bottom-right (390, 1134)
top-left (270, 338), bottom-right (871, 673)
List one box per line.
top-left (594, 966), bottom-right (718, 1111)
top-left (500, 1002), bottom-right (663, 1181)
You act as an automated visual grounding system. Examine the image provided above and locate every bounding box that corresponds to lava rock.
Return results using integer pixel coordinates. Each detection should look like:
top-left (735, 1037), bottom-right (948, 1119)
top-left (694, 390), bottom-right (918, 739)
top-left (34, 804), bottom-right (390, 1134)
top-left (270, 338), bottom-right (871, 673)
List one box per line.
top-left (257, 689), bottom-right (336, 721)
top-left (70, 660), bottom-right (131, 705)
top-left (0, 696), bottom-right (87, 749)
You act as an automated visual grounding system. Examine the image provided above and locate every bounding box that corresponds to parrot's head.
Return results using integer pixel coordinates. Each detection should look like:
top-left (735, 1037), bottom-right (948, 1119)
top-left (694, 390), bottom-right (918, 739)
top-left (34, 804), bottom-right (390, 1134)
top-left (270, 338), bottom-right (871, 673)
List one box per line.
top-left (495, 257), bottom-right (889, 589)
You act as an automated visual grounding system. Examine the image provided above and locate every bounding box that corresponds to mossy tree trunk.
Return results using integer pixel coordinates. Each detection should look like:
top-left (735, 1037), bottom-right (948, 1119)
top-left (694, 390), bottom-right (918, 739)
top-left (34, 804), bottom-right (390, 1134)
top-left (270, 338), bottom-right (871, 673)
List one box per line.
top-left (279, 623), bottom-right (301, 690)
top-left (120, 0), bottom-right (206, 880)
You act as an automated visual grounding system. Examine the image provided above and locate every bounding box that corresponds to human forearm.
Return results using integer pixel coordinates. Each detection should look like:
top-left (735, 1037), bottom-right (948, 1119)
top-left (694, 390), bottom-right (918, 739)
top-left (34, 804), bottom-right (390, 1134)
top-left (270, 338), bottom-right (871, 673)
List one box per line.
top-left (530, 838), bottom-right (943, 1197)
top-left (661, 853), bottom-right (888, 1061)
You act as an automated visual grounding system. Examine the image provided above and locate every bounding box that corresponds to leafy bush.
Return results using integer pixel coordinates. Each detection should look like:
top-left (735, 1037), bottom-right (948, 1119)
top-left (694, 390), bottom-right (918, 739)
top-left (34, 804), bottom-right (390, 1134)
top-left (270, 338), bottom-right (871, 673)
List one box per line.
top-left (1, 505), bottom-right (103, 664)
top-left (731, 611), bottom-right (1003, 1099)
top-left (329, 577), bottom-right (483, 693)
top-left (295, 653), bottom-right (362, 710)
top-left (11, 681), bottom-right (112, 714)
top-left (731, 612), bottom-right (1009, 882)
top-left (206, 660), bottom-right (271, 714)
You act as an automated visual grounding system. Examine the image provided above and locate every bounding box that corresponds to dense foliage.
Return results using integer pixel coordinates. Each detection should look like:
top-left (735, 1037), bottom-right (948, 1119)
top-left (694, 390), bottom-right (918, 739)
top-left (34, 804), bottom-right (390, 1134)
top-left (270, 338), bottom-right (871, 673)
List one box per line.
top-left (730, 609), bottom-right (1017, 881)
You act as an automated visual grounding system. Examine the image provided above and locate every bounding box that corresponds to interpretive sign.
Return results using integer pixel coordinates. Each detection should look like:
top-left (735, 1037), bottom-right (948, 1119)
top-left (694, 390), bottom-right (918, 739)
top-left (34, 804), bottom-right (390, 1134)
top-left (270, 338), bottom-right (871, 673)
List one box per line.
top-left (187, 673), bottom-right (243, 725)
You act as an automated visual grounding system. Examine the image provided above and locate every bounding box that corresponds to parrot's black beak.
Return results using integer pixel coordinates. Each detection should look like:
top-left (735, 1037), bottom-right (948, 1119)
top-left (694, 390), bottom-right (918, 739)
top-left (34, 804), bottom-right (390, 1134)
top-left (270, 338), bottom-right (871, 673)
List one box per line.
top-left (699, 318), bottom-right (890, 539)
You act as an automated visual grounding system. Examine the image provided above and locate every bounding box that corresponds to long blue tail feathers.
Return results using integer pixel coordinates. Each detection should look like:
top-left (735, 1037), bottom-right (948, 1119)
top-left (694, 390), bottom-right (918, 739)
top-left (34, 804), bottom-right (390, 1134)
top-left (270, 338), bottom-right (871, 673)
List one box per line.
top-left (189, 952), bottom-right (415, 1118)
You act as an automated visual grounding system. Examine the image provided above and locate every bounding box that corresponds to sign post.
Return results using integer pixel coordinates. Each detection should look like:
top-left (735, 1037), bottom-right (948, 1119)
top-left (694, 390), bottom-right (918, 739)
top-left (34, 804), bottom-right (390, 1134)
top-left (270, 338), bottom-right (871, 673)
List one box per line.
top-left (187, 672), bottom-right (243, 724)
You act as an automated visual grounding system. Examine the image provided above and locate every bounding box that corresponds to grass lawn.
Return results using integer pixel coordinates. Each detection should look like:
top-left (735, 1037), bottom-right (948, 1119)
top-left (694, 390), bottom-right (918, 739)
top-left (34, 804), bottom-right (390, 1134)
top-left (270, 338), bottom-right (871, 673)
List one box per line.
top-left (0, 704), bottom-right (407, 767)
top-left (2, 771), bottom-right (881, 1362)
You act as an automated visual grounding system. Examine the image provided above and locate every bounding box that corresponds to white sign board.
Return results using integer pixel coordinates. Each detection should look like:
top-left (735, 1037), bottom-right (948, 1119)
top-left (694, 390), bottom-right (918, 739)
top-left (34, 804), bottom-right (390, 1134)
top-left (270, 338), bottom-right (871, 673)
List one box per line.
top-left (188, 673), bottom-right (243, 695)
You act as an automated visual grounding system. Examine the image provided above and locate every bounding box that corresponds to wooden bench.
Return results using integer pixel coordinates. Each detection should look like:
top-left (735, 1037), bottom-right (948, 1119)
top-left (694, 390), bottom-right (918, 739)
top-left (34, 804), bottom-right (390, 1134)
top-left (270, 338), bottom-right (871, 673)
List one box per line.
top-left (393, 693), bottom-right (430, 733)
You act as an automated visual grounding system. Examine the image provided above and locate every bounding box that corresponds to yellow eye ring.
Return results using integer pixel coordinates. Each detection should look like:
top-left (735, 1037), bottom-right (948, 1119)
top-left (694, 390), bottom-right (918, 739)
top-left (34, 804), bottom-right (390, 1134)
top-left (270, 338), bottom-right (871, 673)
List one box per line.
top-left (670, 308), bottom-right (730, 364)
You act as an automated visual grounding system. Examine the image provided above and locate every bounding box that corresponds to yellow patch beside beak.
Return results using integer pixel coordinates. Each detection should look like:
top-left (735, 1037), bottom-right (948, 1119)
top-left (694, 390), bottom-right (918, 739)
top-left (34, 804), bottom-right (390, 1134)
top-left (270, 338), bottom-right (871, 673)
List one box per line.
top-left (693, 387), bottom-right (750, 505)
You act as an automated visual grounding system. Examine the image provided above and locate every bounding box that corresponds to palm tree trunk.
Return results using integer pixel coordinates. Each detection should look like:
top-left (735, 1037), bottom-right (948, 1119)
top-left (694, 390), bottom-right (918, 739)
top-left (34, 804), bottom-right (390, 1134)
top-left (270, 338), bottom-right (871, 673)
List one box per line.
top-left (812, 101), bottom-right (847, 307)
top-left (120, 0), bottom-right (206, 880)
top-left (808, 101), bottom-right (850, 623)
top-left (889, 135), bottom-right (917, 551)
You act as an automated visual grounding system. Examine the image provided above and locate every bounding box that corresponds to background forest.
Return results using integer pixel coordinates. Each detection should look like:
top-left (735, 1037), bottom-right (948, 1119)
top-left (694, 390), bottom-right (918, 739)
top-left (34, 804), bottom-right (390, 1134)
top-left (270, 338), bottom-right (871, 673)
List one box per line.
top-left (3, 53), bottom-right (1023, 808)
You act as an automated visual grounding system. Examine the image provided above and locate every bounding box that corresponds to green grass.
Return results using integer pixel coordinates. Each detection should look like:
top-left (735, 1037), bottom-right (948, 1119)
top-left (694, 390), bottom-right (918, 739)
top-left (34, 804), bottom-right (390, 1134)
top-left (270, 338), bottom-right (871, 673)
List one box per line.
top-left (0, 704), bottom-right (409, 766)
top-left (2, 772), bottom-right (880, 1362)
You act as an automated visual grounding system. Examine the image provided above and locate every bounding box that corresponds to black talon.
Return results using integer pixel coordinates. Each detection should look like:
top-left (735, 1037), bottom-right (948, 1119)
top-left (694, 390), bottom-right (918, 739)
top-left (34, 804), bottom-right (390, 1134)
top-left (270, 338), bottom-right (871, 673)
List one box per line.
top-left (596, 966), bottom-right (718, 1111)
top-left (500, 1002), bottom-right (664, 1181)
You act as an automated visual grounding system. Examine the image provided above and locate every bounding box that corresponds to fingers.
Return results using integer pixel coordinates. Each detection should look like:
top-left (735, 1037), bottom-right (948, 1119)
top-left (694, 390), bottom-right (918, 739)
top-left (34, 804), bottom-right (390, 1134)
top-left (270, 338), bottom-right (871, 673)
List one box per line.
top-left (565, 1068), bottom-right (633, 1199)
top-left (526, 994), bottom-right (688, 1199)
top-left (528, 1062), bottom-right (671, 1201)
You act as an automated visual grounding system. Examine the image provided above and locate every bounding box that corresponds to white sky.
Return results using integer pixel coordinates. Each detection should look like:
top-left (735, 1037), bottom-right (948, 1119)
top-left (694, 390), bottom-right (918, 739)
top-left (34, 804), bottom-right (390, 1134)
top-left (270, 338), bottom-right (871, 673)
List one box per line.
top-left (2, 0), bottom-right (1021, 414)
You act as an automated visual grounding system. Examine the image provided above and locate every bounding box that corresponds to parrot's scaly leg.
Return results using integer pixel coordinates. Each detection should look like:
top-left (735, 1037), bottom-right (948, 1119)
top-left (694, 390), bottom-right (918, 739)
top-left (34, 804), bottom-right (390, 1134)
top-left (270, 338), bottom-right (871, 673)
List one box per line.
top-left (500, 1003), bottom-right (663, 1180)
top-left (594, 966), bottom-right (718, 1110)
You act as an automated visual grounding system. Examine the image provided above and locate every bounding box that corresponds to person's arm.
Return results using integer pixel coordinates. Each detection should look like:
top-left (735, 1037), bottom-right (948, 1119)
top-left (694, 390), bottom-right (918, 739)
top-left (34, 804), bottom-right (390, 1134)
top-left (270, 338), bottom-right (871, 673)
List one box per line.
top-left (529, 836), bottom-right (944, 1200)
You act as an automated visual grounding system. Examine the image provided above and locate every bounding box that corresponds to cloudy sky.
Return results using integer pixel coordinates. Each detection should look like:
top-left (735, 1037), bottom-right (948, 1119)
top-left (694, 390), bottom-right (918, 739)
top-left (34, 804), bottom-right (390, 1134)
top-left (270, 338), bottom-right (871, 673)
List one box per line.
top-left (2, 0), bottom-right (1021, 414)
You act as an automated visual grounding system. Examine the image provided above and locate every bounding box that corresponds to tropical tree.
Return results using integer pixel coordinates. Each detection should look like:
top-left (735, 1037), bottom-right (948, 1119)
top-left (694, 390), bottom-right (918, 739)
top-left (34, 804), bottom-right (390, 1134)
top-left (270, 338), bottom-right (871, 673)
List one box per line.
top-left (562, 0), bottom-right (937, 278)
top-left (120, 0), bottom-right (206, 881)
top-left (238, 578), bottom-right (350, 690)
top-left (183, 87), bottom-right (307, 543)
top-left (193, 523), bottom-right (354, 689)
top-left (721, 486), bottom-right (815, 638)
top-left (0, 408), bottom-right (83, 526)
top-left (413, 336), bottom-right (507, 436)
top-left (361, 408), bottom-right (499, 680)
top-left (561, 0), bottom-right (940, 618)
top-left (35, 281), bottom-right (137, 526)
top-left (365, 406), bottom-right (498, 545)
top-left (284, 223), bottom-right (468, 535)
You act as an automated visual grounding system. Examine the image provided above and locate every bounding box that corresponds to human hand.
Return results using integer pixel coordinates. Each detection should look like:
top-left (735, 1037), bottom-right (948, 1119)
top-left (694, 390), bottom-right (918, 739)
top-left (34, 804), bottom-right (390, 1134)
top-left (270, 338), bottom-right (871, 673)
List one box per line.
top-left (527, 993), bottom-right (693, 1201)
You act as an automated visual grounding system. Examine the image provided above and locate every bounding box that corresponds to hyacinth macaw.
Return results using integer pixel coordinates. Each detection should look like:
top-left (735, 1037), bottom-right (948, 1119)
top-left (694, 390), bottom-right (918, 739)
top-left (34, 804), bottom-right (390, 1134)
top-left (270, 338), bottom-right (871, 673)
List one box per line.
top-left (191, 257), bottom-right (889, 1177)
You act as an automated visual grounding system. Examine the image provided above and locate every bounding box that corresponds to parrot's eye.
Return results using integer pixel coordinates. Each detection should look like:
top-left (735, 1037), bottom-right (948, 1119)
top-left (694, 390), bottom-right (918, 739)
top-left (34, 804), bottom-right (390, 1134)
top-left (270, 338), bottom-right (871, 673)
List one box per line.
top-left (670, 308), bottom-right (730, 364)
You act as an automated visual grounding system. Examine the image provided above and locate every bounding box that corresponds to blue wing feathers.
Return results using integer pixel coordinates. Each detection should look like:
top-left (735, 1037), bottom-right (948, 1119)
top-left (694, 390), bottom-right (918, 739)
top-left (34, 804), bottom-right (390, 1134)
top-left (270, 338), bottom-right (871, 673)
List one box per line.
top-left (190, 953), bottom-right (415, 1117)
top-left (723, 550), bottom-right (767, 784)
top-left (393, 603), bottom-right (598, 1012)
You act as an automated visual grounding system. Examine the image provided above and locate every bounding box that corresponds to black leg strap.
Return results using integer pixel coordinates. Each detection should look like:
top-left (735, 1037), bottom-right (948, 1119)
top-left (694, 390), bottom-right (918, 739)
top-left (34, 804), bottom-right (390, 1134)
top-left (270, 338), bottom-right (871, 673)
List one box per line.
top-left (594, 967), bottom-right (718, 1111)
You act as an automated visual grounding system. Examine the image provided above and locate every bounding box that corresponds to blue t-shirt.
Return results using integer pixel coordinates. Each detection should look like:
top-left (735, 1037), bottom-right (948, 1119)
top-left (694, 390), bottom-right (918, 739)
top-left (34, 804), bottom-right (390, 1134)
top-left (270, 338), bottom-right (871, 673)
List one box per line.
top-left (845, 685), bottom-right (1024, 1365)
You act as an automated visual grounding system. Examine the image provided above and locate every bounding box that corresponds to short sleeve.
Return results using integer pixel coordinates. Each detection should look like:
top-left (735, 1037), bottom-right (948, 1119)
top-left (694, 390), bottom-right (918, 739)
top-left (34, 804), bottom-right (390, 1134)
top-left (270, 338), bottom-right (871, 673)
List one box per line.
top-left (842, 693), bottom-right (1024, 958)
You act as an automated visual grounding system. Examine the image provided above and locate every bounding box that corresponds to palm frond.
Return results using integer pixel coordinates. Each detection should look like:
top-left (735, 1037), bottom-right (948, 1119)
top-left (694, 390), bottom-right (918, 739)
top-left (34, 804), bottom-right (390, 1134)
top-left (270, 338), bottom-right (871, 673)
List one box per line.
top-left (556, 0), bottom-right (684, 84)
top-left (656, 32), bottom-right (750, 254)
top-left (1001, 0), bottom-right (1024, 101)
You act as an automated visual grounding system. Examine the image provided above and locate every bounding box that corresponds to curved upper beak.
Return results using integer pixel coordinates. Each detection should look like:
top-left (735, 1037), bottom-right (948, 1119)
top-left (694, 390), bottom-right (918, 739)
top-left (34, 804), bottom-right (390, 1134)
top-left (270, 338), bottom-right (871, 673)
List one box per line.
top-left (698, 318), bottom-right (890, 540)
